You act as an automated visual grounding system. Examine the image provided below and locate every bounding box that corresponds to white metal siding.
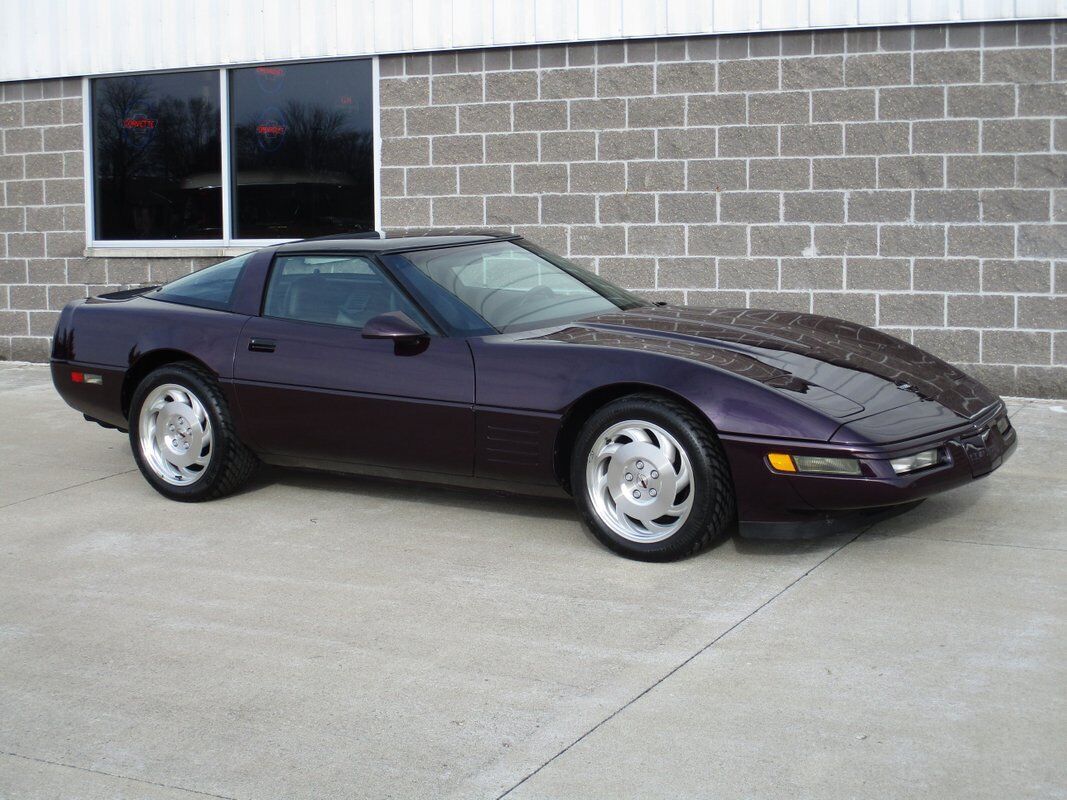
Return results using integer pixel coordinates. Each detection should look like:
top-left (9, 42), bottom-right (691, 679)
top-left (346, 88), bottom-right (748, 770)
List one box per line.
top-left (2, 0), bottom-right (1064, 81)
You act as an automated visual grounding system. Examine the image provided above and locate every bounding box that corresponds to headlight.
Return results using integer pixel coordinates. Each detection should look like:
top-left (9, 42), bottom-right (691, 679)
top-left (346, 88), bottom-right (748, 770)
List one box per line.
top-left (767, 453), bottom-right (862, 476)
top-left (889, 448), bottom-right (941, 475)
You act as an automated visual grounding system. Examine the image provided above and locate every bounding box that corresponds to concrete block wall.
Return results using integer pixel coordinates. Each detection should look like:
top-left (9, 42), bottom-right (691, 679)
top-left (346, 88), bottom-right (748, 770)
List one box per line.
top-left (0, 79), bottom-right (213, 362)
top-left (379, 20), bottom-right (1067, 398)
top-left (1, 20), bottom-right (1066, 398)
top-left (0, 78), bottom-right (84, 362)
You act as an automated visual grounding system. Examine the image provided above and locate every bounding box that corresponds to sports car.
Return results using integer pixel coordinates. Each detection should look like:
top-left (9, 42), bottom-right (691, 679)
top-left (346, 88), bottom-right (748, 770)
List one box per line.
top-left (51, 231), bottom-right (1016, 560)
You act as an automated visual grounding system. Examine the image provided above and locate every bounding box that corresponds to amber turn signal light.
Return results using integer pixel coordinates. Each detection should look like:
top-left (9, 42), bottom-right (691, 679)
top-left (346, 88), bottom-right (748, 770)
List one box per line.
top-left (767, 452), bottom-right (863, 476)
top-left (767, 453), bottom-right (796, 472)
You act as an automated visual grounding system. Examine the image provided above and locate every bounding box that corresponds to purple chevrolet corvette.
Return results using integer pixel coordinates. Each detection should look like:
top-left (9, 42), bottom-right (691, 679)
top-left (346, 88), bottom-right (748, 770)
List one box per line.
top-left (51, 231), bottom-right (1016, 560)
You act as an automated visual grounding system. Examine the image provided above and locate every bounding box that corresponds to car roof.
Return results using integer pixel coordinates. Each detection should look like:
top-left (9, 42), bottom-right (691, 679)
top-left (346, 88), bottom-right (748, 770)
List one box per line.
top-left (274, 229), bottom-right (521, 254)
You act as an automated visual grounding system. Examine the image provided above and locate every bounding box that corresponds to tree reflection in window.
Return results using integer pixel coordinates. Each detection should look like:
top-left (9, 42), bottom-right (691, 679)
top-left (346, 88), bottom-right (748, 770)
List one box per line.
top-left (231, 59), bottom-right (374, 239)
top-left (93, 72), bottom-right (222, 240)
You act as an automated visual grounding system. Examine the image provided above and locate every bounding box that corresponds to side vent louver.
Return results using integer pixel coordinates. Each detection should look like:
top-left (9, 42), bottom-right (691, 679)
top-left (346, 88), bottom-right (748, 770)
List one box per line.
top-left (484, 423), bottom-right (542, 467)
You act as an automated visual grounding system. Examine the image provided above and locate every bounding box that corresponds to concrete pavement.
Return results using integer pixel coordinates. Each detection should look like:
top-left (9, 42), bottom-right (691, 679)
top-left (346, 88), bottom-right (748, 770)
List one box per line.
top-left (0, 363), bottom-right (1064, 799)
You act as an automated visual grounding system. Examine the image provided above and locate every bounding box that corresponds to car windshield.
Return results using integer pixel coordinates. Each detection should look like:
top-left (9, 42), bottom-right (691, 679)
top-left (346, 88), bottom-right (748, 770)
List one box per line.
top-left (395, 240), bottom-right (648, 332)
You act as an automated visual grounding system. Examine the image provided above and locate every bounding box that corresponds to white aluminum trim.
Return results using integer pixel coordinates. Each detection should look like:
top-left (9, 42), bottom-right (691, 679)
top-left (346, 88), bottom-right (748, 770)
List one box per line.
top-left (219, 68), bottom-right (233, 241)
top-left (2, 0), bottom-right (1063, 82)
top-left (87, 239), bottom-right (297, 250)
top-left (86, 246), bottom-right (262, 258)
top-left (81, 76), bottom-right (94, 247)
top-left (372, 55), bottom-right (382, 233)
top-left (88, 240), bottom-right (232, 248)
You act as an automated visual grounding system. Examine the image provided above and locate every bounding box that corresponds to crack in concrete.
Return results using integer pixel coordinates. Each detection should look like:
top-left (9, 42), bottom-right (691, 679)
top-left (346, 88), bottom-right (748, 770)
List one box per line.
top-left (897, 534), bottom-right (1067, 553)
top-left (0, 469), bottom-right (137, 511)
top-left (0, 749), bottom-right (237, 800)
top-left (495, 526), bottom-right (871, 799)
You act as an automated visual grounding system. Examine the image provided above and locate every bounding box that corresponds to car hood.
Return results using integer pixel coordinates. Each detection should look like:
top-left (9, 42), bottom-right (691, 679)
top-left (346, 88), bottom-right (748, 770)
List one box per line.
top-left (534, 306), bottom-right (998, 422)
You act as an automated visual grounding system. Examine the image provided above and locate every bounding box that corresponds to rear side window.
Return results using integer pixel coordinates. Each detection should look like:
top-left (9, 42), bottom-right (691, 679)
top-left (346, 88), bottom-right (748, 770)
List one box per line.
top-left (153, 253), bottom-right (251, 311)
top-left (263, 255), bottom-right (431, 330)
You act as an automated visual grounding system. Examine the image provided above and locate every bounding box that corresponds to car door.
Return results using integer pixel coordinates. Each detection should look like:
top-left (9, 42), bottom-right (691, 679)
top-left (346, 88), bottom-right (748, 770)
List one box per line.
top-left (232, 252), bottom-right (475, 476)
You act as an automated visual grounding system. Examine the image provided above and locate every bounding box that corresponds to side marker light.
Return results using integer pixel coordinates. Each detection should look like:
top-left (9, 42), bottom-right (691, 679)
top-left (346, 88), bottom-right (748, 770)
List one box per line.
top-left (767, 453), bottom-right (796, 472)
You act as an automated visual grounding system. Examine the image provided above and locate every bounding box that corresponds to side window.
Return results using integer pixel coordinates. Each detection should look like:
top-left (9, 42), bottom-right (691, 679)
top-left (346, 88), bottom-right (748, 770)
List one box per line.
top-left (263, 255), bottom-right (431, 330)
top-left (153, 252), bottom-right (251, 311)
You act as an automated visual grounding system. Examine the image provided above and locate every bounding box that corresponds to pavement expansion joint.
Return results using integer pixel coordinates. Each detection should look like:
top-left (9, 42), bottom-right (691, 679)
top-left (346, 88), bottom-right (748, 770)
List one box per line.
top-left (0, 750), bottom-right (237, 800)
top-left (0, 469), bottom-right (137, 511)
top-left (494, 525), bottom-right (873, 799)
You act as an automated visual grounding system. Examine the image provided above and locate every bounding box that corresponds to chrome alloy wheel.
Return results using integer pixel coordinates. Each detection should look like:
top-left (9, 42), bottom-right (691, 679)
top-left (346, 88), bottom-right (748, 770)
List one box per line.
top-left (138, 383), bottom-right (213, 486)
top-left (585, 420), bottom-right (695, 543)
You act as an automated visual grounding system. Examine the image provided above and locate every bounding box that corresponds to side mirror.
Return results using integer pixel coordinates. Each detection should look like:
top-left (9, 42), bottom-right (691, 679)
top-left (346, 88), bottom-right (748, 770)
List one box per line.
top-left (361, 311), bottom-right (428, 343)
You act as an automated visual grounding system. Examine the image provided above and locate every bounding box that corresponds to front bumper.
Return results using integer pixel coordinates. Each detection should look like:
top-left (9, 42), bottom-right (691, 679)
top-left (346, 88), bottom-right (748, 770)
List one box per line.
top-left (721, 403), bottom-right (1017, 539)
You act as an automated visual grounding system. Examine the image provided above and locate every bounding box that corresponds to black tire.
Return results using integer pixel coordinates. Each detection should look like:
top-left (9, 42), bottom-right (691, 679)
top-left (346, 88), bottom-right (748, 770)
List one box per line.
top-left (570, 393), bottom-right (735, 561)
top-left (128, 362), bottom-right (258, 502)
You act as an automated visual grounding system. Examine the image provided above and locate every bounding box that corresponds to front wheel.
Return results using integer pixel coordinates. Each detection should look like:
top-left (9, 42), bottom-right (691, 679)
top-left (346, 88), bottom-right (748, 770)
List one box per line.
top-left (128, 362), bottom-right (257, 501)
top-left (571, 394), bottom-right (735, 561)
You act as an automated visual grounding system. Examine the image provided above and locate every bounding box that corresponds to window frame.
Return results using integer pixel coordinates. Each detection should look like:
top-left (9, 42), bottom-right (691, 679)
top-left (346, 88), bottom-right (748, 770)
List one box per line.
top-left (82, 56), bottom-right (381, 252)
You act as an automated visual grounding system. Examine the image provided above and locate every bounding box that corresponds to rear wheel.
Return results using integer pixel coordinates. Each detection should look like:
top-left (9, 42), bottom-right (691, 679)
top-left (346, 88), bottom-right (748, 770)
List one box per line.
top-left (571, 394), bottom-right (735, 561)
top-left (129, 363), bottom-right (257, 501)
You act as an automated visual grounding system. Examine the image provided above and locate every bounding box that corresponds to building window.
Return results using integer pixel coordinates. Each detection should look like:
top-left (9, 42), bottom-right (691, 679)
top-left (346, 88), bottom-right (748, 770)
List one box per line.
top-left (88, 57), bottom-right (376, 246)
top-left (230, 59), bottom-right (375, 239)
top-left (92, 71), bottom-right (222, 240)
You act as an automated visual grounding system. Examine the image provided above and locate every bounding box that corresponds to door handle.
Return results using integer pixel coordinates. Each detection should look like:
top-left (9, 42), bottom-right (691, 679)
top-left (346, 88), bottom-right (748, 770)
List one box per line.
top-left (248, 338), bottom-right (276, 353)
